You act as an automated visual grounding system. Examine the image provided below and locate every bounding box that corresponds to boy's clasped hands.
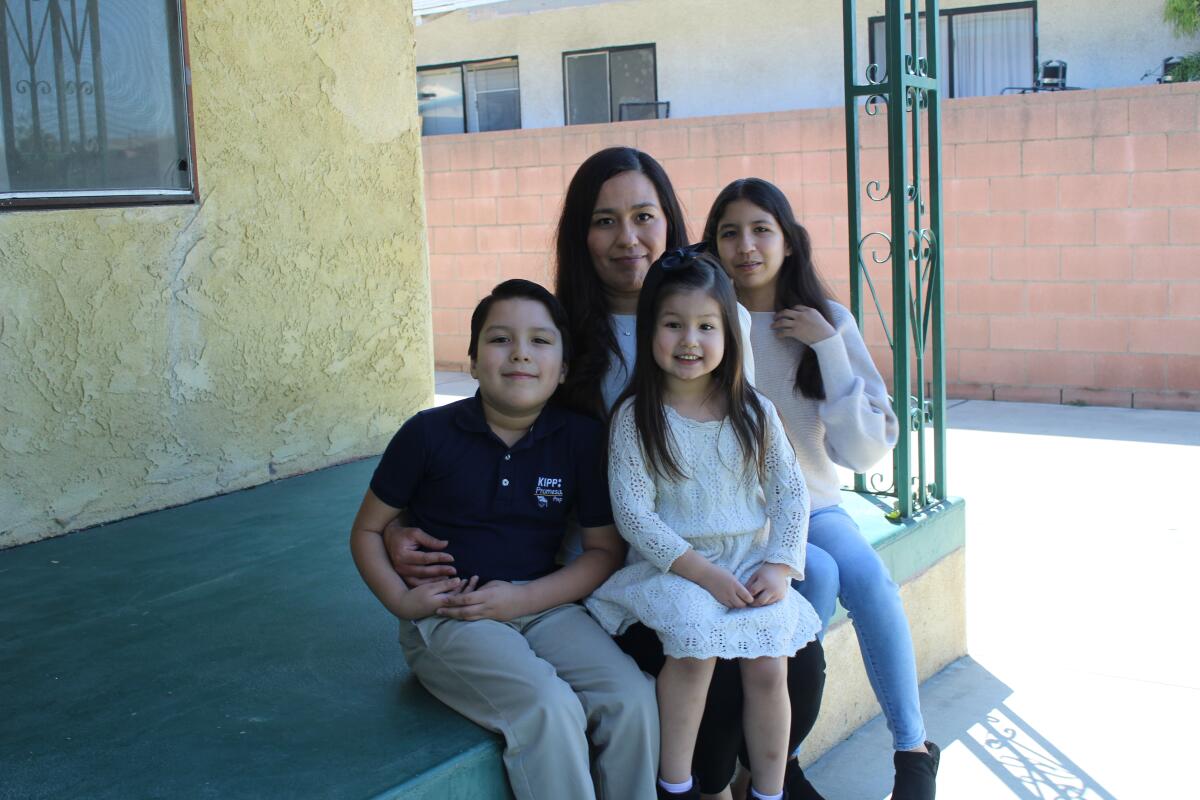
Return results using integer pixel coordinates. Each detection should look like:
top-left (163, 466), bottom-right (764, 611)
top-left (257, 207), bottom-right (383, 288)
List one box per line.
top-left (385, 523), bottom-right (534, 622)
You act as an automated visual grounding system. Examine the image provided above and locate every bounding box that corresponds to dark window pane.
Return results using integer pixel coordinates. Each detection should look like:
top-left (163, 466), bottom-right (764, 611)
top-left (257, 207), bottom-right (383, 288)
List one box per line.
top-left (0, 0), bottom-right (192, 196)
top-left (417, 66), bottom-right (465, 136)
top-left (466, 59), bottom-right (518, 133)
top-left (609, 47), bottom-right (654, 123)
top-left (565, 51), bottom-right (608, 125)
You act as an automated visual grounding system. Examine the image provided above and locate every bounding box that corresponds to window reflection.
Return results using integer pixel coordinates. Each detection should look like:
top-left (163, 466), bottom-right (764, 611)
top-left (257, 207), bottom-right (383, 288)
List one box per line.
top-left (0, 0), bottom-right (192, 200)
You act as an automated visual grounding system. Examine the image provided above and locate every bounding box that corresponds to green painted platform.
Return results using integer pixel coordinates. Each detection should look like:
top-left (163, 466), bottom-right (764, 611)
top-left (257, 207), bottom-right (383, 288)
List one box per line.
top-left (0, 457), bottom-right (963, 799)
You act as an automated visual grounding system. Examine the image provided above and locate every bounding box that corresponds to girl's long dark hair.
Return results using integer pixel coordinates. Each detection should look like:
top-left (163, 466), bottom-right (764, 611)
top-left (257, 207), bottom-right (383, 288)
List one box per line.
top-left (616, 250), bottom-right (766, 482)
top-left (703, 178), bottom-right (835, 400)
top-left (554, 147), bottom-right (688, 418)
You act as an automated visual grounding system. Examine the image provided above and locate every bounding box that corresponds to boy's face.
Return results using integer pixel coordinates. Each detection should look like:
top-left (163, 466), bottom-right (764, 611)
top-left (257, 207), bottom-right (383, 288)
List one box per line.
top-left (470, 298), bottom-right (567, 418)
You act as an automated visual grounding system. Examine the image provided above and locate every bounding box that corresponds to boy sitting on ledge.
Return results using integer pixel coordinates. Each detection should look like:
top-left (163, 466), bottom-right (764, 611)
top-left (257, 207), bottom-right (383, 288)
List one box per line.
top-left (349, 279), bottom-right (657, 800)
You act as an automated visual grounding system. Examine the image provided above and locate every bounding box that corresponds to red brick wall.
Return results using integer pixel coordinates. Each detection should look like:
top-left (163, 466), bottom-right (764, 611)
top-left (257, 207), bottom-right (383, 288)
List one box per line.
top-left (422, 83), bottom-right (1200, 411)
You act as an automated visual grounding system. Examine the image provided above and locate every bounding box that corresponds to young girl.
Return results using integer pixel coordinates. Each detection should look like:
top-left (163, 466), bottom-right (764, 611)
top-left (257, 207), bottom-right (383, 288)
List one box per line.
top-left (586, 248), bottom-right (821, 800)
top-left (703, 178), bottom-right (939, 800)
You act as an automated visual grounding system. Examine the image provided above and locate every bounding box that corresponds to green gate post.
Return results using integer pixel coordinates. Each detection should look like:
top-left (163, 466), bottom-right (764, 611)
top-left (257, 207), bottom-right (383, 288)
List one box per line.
top-left (842, 0), bottom-right (947, 519)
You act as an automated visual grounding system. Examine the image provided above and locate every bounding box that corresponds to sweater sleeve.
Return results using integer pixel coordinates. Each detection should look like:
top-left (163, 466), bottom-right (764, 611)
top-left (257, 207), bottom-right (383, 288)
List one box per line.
top-left (737, 302), bottom-right (756, 386)
top-left (607, 400), bottom-right (692, 573)
top-left (811, 305), bottom-right (899, 473)
top-left (761, 399), bottom-right (809, 578)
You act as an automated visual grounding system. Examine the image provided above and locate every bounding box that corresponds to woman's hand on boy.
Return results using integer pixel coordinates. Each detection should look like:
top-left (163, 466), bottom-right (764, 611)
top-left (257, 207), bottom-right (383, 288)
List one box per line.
top-left (745, 563), bottom-right (791, 606)
top-left (772, 305), bottom-right (836, 346)
top-left (698, 565), bottom-right (756, 609)
top-left (383, 520), bottom-right (457, 585)
top-left (435, 579), bottom-right (529, 622)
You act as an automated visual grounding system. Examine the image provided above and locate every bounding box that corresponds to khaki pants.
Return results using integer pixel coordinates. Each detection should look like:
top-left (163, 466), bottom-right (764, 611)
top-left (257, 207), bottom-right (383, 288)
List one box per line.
top-left (400, 603), bottom-right (658, 800)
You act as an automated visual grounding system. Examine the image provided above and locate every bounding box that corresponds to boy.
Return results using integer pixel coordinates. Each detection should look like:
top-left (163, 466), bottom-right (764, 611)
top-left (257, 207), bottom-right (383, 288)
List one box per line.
top-left (349, 279), bottom-right (657, 800)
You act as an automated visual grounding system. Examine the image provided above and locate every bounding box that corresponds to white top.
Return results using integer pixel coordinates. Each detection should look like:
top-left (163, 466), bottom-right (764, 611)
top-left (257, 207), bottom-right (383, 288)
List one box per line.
top-left (600, 304), bottom-right (757, 413)
top-left (586, 397), bottom-right (820, 659)
top-left (748, 302), bottom-right (898, 510)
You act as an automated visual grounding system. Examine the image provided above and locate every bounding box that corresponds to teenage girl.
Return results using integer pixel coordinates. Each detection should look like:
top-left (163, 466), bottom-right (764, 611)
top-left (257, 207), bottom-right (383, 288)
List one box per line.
top-left (703, 178), bottom-right (939, 800)
top-left (586, 248), bottom-right (821, 800)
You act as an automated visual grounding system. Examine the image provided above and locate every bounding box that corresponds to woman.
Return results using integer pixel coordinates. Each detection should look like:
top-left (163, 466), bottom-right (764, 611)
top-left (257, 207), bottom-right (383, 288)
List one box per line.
top-left (551, 147), bottom-right (823, 800)
top-left (704, 177), bottom-right (938, 800)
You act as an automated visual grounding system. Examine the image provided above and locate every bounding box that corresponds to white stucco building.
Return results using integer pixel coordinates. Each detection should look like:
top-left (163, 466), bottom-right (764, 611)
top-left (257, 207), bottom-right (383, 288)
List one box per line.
top-left (413, 0), bottom-right (1198, 134)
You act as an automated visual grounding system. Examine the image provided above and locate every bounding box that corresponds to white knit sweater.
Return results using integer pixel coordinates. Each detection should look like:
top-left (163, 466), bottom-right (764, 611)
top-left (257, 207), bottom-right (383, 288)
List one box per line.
top-left (748, 302), bottom-right (898, 510)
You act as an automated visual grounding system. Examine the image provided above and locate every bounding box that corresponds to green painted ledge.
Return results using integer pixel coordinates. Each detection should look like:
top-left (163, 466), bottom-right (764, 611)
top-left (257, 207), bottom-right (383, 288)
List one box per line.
top-left (0, 458), bottom-right (962, 799)
top-left (831, 491), bottom-right (967, 626)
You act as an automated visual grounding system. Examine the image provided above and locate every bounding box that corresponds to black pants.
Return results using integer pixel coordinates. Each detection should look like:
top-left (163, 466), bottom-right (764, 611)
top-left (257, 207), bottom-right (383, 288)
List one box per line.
top-left (615, 623), bottom-right (827, 795)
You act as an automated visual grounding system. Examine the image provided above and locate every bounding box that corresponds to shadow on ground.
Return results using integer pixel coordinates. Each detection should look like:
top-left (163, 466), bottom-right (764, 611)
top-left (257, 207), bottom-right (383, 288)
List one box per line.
top-left (808, 657), bottom-right (1119, 800)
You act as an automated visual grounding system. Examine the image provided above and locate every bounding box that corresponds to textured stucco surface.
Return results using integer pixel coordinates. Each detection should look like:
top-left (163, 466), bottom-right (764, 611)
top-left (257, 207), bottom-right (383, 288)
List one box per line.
top-left (0, 0), bottom-right (433, 547)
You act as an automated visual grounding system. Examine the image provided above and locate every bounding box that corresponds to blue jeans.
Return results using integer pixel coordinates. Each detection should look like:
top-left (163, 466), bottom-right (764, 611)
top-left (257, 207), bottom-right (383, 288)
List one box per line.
top-left (796, 505), bottom-right (927, 750)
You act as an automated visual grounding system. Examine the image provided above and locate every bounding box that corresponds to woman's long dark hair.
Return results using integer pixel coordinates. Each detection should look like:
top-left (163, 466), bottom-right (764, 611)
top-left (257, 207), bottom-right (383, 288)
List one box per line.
top-left (554, 147), bottom-right (688, 418)
top-left (615, 249), bottom-right (766, 482)
top-left (703, 178), bottom-right (835, 400)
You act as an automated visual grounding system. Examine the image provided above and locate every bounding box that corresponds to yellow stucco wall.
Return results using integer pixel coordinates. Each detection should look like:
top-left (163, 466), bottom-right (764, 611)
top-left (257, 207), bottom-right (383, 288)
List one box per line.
top-left (0, 1), bottom-right (432, 547)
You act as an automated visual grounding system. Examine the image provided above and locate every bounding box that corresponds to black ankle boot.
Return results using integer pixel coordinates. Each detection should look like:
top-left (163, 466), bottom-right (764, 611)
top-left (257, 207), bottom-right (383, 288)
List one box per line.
top-left (892, 741), bottom-right (940, 800)
top-left (742, 784), bottom-right (788, 800)
top-left (784, 757), bottom-right (825, 800)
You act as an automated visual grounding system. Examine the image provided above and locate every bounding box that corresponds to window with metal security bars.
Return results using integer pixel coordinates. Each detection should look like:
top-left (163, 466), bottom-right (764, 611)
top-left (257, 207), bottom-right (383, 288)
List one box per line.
top-left (563, 44), bottom-right (656, 126)
top-left (417, 57), bottom-right (520, 136)
top-left (0, 0), bottom-right (196, 210)
top-left (868, 2), bottom-right (1036, 99)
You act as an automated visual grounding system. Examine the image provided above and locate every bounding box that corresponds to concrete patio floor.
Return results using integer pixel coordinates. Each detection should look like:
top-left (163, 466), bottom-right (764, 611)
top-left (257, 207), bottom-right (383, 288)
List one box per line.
top-left (438, 373), bottom-right (1200, 799)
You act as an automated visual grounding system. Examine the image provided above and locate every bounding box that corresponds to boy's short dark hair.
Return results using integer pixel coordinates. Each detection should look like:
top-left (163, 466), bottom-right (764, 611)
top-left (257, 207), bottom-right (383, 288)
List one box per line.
top-left (467, 279), bottom-right (572, 362)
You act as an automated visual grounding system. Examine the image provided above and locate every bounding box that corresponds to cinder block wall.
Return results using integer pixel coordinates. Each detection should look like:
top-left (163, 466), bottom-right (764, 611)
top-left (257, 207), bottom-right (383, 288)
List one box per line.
top-left (422, 83), bottom-right (1200, 411)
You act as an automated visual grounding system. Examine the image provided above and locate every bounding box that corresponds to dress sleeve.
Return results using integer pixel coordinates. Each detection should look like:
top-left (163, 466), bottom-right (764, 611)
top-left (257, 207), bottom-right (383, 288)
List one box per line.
top-left (607, 400), bottom-right (692, 573)
top-left (760, 399), bottom-right (809, 578)
top-left (811, 306), bottom-right (899, 473)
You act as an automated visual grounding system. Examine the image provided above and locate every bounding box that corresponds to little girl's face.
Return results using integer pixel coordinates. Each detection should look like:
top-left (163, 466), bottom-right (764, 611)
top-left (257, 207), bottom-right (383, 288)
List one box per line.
top-left (652, 289), bottom-right (725, 390)
top-left (714, 199), bottom-right (791, 296)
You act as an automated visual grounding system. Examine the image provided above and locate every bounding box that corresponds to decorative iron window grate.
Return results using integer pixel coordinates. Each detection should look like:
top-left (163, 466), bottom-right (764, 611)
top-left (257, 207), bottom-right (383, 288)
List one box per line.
top-left (0, 0), bottom-right (195, 210)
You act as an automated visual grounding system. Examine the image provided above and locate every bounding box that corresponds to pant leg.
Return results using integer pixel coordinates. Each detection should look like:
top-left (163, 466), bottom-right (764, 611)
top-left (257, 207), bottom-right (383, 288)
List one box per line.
top-left (794, 542), bottom-right (840, 637)
top-left (520, 604), bottom-right (659, 800)
top-left (399, 614), bottom-right (595, 800)
top-left (806, 506), bottom-right (927, 750)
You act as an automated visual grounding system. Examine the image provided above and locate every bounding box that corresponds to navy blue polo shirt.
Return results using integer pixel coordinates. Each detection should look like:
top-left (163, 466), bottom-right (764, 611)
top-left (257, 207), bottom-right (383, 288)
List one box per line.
top-left (370, 393), bottom-right (613, 585)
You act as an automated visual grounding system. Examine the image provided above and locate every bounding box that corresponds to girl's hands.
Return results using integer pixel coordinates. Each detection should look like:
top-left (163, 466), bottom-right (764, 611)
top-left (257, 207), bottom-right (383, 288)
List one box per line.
top-left (698, 565), bottom-right (756, 609)
top-left (746, 563), bottom-right (792, 606)
top-left (394, 577), bottom-right (471, 620)
top-left (772, 305), bottom-right (836, 345)
top-left (435, 578), bottom-right (530, 622)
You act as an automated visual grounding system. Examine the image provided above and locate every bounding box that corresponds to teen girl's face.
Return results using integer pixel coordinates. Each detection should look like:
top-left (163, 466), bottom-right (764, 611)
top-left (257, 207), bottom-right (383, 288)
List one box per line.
top-left (652, 289), bottom-right (725, 392)
top-left (714, 199), bottom-right (791, 300)
top-left (470, 298), bottom-right (567, 417)
top-left (587, 171), bottom-right (669, 314)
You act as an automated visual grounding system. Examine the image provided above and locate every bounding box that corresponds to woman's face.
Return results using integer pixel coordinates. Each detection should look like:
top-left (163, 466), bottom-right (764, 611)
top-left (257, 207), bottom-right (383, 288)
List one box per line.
top-left (714, 198), bottom-right (791, 299)
top-left (586, 171), bottom-right (669, 314)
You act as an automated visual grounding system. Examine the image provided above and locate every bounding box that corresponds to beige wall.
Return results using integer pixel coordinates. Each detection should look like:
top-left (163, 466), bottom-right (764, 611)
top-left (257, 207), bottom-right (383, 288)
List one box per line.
top-left (421, 83), bottom-right (1200, 411)
top-left (415, 0), bottom-right (1199, 129)
top-left (0, 0), bottom-right (433, 547)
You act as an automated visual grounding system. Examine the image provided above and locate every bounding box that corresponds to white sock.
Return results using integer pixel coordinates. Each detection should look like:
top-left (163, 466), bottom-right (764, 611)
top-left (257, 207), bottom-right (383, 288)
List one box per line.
top-left (750, 788), bottom-right (784, 800)
top-left (657, 775), bottom-right (694, 793)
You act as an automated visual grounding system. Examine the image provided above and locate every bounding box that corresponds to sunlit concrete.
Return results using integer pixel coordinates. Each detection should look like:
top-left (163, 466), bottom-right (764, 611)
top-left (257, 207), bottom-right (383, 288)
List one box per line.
top-left (805, 399), bottom-right (1199, 799)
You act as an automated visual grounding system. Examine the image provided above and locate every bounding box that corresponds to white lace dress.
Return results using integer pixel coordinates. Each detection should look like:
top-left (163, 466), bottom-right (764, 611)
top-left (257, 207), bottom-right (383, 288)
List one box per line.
top-left (586, 397), bottom-right (822, 660)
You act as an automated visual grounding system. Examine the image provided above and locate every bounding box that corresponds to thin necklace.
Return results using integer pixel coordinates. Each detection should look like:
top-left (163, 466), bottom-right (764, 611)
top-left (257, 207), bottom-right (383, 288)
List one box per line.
top-left (613, 316), bottom-right (634, 337)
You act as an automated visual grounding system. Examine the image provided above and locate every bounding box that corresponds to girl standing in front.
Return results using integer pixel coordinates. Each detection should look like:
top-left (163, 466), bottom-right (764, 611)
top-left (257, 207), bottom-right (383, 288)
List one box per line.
top-left (587, 248), bottom-right (821, 800)
top-left (703, 178), bottom-right (938, 800)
